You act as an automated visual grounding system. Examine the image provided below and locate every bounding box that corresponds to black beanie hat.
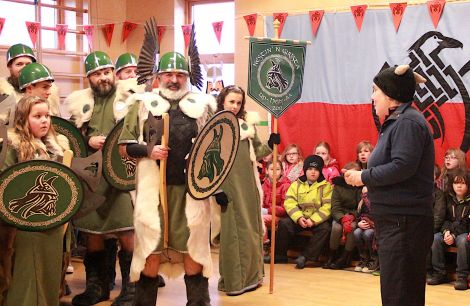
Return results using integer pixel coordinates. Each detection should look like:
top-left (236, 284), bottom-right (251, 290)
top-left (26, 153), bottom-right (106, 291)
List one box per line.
top-left (302, 155), bottom-right (325, 182)
top-left (373, 65), bottom-right (417, 103)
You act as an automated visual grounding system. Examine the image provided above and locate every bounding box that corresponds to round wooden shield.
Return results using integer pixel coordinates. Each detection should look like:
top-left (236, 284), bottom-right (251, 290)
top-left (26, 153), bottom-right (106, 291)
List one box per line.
top-left (102, 119), bottom-right (136, 191)
top-left (52, 116), bottom-right (88, 158)
top-left (0, 160), bottom-right (83, 231)
top-left (187, 111), bottom-right (240, 199)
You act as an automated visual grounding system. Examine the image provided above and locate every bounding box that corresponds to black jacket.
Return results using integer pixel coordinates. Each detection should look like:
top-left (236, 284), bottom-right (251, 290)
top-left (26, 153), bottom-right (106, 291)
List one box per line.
top-left (441, 194), bottom-right (470, 236)
top-left (361, 102), bottom-right (435, 216)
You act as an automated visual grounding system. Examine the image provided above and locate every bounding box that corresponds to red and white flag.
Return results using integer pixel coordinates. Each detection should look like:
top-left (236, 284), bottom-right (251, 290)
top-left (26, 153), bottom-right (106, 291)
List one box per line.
top-left (25, 21), bottom-right (40, 47)
top-left (56, 24), bottom-right (68, 50)
top-left (212, 21), bottom-right (223, 44)
top-left (243, 13), bottom-right (257, 36)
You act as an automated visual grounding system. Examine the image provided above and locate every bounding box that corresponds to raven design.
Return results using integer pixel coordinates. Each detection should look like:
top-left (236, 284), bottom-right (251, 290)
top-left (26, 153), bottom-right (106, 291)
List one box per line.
top-left (198, 126), bottom-right (224, 183)
top-left (121, 156), bottom-right (136, 178)
top-left (9, 172), bottom-right (59, 219)
top-left (266, 60), bottom-right (288, 93)
top-left (374, 31), bottom-right (470, 152)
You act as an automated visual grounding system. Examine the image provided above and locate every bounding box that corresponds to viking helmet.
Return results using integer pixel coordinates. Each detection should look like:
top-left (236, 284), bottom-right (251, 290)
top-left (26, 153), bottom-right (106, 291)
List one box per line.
top-left (6, 43), bottom-right (37, 66)
top-left (84, 51), bottom-right (114, 77)
top-left (115, 53), bottom-right (138, 74)
top-left (19, 63), bottom-right (54, 91)
top-left (157, 52), bottom-right (189, 75)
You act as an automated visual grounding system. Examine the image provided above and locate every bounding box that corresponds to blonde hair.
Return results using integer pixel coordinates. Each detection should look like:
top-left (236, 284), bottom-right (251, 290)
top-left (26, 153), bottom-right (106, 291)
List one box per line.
top-left (281, 143), bottom-right (304, 164)
top-left (14, 96), bottom-right (58, 161)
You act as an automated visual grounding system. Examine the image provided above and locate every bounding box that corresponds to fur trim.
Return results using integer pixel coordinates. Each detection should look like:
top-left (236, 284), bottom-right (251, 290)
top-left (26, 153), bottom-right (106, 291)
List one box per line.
top-left (130, 158), bottom-right (161, 282)
top-left (7, 129), bottom-right (69, 161)
top-left (114, 78), bottom-right (146, 121)
top-left (0, 78), bottom-right (23, 102)
top-left (239, 111), bottom-right (260, 141)
top-left (48, 83), bottom-right (61, 116)
top-left (179, 93), bottom-right (217, 119)
top-left (63, 88), bottom-right (94, 128)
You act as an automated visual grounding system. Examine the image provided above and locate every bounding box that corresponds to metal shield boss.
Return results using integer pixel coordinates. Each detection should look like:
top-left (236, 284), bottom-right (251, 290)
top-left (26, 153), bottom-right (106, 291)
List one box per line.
top-left (102, 119), bottom-right (136, 191)
top-left (0, 160), bottom-right (83, 231)
top-left (187, 111), bottom-right (240, 199)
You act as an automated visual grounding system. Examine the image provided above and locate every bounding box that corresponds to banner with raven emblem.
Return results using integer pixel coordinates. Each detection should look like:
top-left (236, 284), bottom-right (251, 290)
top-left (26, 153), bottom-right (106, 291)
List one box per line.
top-left (0, 160), bottom-right (83, 231)
top-left (265, 2), bottom-right (470, 165)
top-left (248, 37), bottom-right (307, 118)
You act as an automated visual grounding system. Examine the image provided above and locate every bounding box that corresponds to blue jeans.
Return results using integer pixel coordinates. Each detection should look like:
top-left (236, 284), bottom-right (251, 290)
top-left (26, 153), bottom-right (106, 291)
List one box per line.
top-left (353, 227), bottom-right (375, 255)
top-left (431, 232), bottom-right (469, 278)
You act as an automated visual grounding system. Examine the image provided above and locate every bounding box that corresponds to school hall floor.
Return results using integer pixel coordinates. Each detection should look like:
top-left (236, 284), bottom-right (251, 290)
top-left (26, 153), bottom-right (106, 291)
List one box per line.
top-left (60, 249), bottom-right (468, 306)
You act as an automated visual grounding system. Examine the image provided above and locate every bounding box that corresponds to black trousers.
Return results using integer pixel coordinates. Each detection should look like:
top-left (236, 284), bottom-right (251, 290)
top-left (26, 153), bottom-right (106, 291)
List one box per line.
top-left (275, 218), bottom-right (330, 260)
top-left (373, 214), bottom-right (433, 306)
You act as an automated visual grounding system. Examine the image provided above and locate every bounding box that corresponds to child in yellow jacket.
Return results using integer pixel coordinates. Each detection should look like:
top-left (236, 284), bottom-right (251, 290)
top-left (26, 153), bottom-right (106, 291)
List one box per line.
top-left (265, 155), bottom-right (333, 269)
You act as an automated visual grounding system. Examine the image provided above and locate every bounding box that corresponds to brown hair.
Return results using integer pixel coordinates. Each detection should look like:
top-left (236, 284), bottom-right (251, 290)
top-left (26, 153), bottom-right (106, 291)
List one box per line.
top-left (343, 161), bottom-right (361, 171)
top-left (440, 148), bottom-right (467, 181)
top-left (447, 169), bottom-right (470, 197)
top-left (216, 85), bottom-right (246, 119)
top-left (314, 141), bottom-right (331, 154)
top-left (281, 143), bottom-right (304, 164)
top-left (265, 159), bottom-right (284, 179)
top-left (356, 140), bottom-right (374, 169)
top-left (14, 96), bottom-right (57, 161)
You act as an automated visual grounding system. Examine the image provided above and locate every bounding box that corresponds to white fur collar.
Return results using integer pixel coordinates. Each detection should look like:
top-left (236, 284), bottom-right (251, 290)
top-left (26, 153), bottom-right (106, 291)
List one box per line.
top-left (7, 129), bottom-right (69, 161)
top-left (239, 111), bottom-right (260, 140)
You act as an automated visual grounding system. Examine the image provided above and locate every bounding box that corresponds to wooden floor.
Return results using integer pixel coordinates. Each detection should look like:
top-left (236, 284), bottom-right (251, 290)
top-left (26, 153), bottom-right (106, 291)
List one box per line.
top-left (61, 250), bottom-right (469, 306)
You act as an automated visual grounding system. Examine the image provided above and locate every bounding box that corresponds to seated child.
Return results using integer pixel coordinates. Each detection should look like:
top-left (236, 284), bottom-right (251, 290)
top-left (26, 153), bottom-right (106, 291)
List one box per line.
top-left (428, 169), bottom-right (469, 290)
top-left (265, 155), bottom-right (332, 269)
top-left (281, 144), bottom-right (304, 182)
top-left (314, 141), bottom-right (340, 184)
top-left (261, 159), bottom-right (291, 243)
top-left (356, 140), bottom-right (374, 170)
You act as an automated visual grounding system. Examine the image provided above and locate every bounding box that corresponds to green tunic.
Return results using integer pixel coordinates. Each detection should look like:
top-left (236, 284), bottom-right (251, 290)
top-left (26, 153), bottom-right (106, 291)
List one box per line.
top-left (1, 143), bottom-right (63, 306)
top-left (218, 132), bottom-right (270, 295)
top-left (73, 92), bottom-right (134, 234)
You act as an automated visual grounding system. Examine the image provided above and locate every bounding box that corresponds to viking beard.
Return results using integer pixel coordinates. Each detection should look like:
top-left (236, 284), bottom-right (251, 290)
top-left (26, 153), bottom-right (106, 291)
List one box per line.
top-left (7, 76), bottom-right (20, 92)
top-left (159, 85), bottom-right (188, 101)
top-left (90, 79), bottom-right (116, 98)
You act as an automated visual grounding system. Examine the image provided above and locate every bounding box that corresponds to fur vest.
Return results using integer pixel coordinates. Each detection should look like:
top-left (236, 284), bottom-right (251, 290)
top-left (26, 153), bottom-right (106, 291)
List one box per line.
top-left (7, 130), bottom-right (70, 162)
top-left (63, 78), bottom-right (145, 128)
top-left (127, 89), bottom-right (217, 281)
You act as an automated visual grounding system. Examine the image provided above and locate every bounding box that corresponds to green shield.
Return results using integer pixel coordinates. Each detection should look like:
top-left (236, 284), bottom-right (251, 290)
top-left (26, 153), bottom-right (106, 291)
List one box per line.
top-left (0, 160), bottom-right (83, 231)
top-left (52, 116), bottom-right (88, 158)
top-left (102, 119), bottom-right (136, 191)
top-left (247, 38), bottom-right (307, 118)
top-left (186, 111), bottom-right (240, 200)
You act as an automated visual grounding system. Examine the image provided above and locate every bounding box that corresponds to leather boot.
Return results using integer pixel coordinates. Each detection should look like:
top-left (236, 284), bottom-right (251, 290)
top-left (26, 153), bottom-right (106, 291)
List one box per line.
top-left (134, 273), bottom-right (158, 306)
top-left (71, 251), bottom-right (110, 306)
top-left (111, 250), bottom-right (135, 306)
top-left (104, 238), bottom-right (118, 290)
top-left (322, 249), bottom-right (337, 269)
top-left (184, 273), bottom-right (210, 306)
top-left (330, 250), bottom-right (352, 270)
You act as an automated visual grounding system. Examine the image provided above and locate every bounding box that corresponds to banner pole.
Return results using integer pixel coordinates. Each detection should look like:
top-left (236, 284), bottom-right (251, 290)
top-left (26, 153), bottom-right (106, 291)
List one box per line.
top-left (269, 18), bottom-right (281, 295)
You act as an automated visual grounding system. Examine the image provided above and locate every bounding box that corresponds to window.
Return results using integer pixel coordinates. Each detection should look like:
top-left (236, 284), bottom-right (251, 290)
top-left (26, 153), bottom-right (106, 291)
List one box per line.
top-left (188, 0), bottom-right (235, 92)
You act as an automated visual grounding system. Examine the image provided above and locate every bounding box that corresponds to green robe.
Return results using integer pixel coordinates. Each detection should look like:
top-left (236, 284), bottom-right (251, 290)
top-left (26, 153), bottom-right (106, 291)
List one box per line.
top-left (73, 92), bottom-right (134, 234)
top-left (218, 130), bottom-right (270, 295)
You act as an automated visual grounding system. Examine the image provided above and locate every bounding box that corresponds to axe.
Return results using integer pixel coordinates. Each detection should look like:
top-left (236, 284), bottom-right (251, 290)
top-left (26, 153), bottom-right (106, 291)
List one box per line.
top-left (71, 149), bottom-right (103, 193)
top-left (146, 111), bottom-right (170, 248)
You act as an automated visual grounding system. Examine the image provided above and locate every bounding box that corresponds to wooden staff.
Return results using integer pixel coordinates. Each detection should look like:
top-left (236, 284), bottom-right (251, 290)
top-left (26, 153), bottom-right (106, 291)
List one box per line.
top-left (62, 149), bottom-right (73, 236)
top-left (160, 113), bottom-right (170, 248)
top-left (269, 19), bottom-right (281, 294)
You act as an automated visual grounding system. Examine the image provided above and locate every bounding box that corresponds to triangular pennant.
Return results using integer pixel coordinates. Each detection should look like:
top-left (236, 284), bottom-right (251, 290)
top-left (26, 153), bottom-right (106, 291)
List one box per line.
top-left (83, 25), bottom-right (94, 50)
top-left (389, 3), bottom-right (407, 32)
top-left (308, 10), bottom-right (324, 37)
top-left (181, 24), bottom-right (192, 49)
top-left (157, 25), bottom-right (166, 45)
top-left (0, 18), bottom-right (5, 37)
top-left (273, 12), bottom-right (288, 37)
top-left (427, 0), bottom-right (446, 29)
top-left (25, 21), bottom-right (40, 47)
top-left (243, 13), bottom-right (257, 36)
top-left (122, 21), bottom-right (137, 43)
top-left (212, 21), bottom-right (223, 44)
top-left (56, 24), bottom-right (68, 50)
top-left (350, 5), bottom-right (368, 32)
top-left (102, 23), bottom-right (114, 47)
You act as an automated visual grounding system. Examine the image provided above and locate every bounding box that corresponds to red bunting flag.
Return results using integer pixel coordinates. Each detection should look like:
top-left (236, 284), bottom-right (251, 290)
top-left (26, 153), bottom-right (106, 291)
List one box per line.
top-left (273, 12), bottom-right (288, 37)
top-left (83, 25), bottom-right (94, 50)
top-left (350, 5), bottom-right (368, 32)
top-left (389, 3), bottom-right (407, 32)
top-left (427, 0), bottom-right (446, 29)
top-left (212, 21), bottom-right (223, 44)
top-left (122, 21), bottom-right (137, 43)
top-left (308, 10), bottom-right (324, 37)
top-left (0, 18), bottom-right (5, 37)
top-left (56, 24), bottom-right (68, 50)
top-left (181, 24), bottom-right (192, 49)
top-left (102, 23), bottom-right (114, 47)
top-left (157, 25), bottom-right (166, 45)
top-left (25, 21), bottom-right (40, 47)
top-left (243, 13), bottom-right (257, 36)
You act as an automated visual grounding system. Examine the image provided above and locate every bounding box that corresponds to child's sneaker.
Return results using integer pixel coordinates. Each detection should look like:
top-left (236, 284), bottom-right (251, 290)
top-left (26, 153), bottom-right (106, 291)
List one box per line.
top-left (355, 259), bottom-right (366, 272)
